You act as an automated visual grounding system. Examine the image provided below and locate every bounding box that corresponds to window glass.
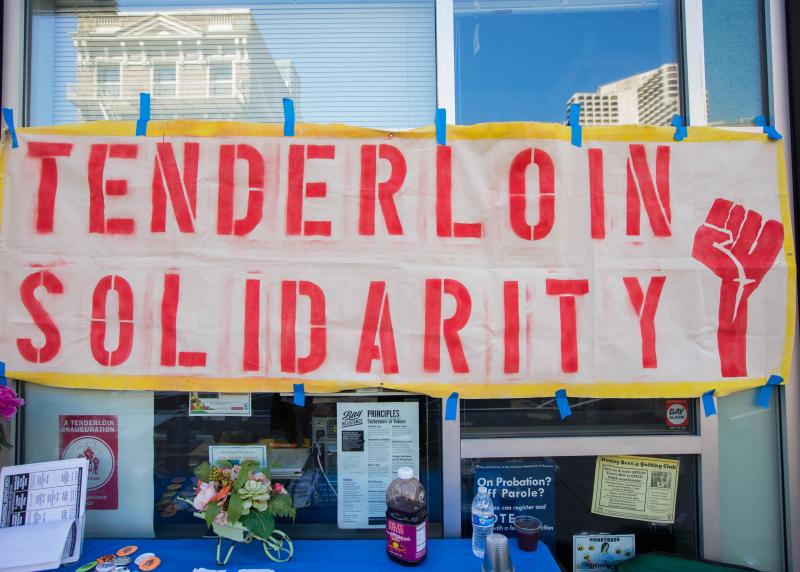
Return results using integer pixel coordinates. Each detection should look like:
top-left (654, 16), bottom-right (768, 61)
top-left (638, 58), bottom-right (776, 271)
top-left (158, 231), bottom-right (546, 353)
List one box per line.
top-left (719, 389), bottom-right (785, 570)
top-left (454, 0), bottom-right (681, 125)
top-left (153, 392), bottom-right (442, 540)
top-left (461, 455), bottom-right (699, 570)
top-left (22, 385), bottom-right (156, 537)
top-left (461, 398), bottom-right (696, 438)
top-left (30, 1), bottom-right (436, 128)
top-left (23, 385), bottom-right (442, 540)
top-left (702, 0), bottom-right (767, 125)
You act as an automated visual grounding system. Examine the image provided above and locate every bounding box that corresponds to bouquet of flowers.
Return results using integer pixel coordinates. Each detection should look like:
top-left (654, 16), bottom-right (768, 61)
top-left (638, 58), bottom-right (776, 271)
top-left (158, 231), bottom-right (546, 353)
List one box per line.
top-left (185, 460), bottom-right (296, 565)
top-left (0, 384), bottom-right (24, 449)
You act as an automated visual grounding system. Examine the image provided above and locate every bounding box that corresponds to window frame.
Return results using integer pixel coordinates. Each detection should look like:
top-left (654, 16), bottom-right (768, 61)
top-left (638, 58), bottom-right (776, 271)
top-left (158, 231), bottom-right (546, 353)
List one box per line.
top-left (0, 0), bottom-right (796, 567)
top-left (433, 1), bottom-right (784, 565)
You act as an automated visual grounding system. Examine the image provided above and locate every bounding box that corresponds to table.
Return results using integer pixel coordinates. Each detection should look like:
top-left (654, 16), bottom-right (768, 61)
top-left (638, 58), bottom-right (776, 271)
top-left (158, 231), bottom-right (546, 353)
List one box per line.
top-left (62, 538), bottom-right (562, 571)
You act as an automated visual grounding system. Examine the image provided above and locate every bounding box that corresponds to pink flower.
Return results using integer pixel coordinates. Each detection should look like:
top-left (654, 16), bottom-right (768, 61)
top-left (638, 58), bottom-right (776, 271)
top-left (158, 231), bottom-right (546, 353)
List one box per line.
top-left (273, 482), bottom-right (283, 493)
top-left (214, 510), bottom-right (228, 526)
top-left (0, 386), bottom-right (24, 419)
top-left (230, 465), bottom-right (240, 480)
top-left (253, 472), bottom-right (269, 484)
top-left (193, 481), bottom-right (218, 511)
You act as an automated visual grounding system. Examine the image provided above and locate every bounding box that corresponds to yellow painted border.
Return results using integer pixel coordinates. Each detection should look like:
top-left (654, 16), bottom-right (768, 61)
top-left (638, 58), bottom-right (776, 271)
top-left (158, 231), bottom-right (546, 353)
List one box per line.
top-left (6, 371), bottom-right (784, 399)
top-left (14, 119), bottom-right (770, 142)
top-left (0, 120), bottom-right (794, 398)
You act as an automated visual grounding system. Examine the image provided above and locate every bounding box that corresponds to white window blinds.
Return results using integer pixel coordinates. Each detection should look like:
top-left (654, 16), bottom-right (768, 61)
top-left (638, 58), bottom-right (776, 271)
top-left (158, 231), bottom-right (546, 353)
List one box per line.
top-left (30, 0), bottom-right (436, 129)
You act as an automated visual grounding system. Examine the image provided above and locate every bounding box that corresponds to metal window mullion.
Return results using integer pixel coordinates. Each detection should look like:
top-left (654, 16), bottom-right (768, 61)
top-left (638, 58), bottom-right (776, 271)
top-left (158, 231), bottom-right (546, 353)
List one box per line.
top-left (461, 435), bottom-right (703, 459)
top-left (436, 0), bottom-right (460, 540)
top-left (699, 399), bottom-right (721, 561)
top-left (435, 0), bottom-right (455, 119)
top-left (442, 397), bottom-right (462, 538)
top-left (682, 0), bottom-right (708, 126)
top-left (765, 1), bottom-right (797, 569)
top-left (3, 0), bottom-right (23, 117)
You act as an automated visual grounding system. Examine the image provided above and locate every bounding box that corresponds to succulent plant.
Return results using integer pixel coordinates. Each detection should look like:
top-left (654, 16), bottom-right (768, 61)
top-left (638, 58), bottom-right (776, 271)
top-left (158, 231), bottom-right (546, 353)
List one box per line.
top-left (238, 479), bottom-right (270, 514)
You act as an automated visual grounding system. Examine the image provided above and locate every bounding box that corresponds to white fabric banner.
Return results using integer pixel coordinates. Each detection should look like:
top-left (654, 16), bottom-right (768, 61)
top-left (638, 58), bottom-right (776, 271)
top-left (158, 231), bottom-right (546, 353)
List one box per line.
top-left (0, 124), bottom-right (793, 398)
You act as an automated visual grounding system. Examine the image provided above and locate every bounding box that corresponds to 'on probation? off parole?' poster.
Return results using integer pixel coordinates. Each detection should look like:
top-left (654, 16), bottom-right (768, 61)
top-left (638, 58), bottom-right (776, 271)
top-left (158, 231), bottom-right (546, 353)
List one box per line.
top-left (474, 461), bottom-right (556, 551)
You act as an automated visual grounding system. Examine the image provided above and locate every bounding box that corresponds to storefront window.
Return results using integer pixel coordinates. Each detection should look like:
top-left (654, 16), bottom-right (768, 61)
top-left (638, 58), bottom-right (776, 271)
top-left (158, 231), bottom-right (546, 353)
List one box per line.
top-left (702, 0), bottom-right (768, 125)
top-left (29, 0), bottom-right (436, 128)
top-left (23, 386), bottom-right (442, 540)
top-left (454, 0), bottom-right (682, 125)
top-left (460, 455), bottom-right (700, 570)
top-left (461, 398), bottom-right (697, 438)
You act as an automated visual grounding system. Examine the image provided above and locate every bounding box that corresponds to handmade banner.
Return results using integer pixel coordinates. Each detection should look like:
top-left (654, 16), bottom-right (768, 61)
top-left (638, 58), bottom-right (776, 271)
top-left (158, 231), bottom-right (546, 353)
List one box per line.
top-left (0, 122), bottom-right (794, 398)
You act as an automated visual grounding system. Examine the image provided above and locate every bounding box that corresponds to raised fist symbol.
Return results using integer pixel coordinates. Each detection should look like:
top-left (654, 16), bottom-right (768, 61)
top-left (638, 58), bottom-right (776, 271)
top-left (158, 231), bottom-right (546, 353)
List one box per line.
top-left (692, 198), bottom-right (784, 377)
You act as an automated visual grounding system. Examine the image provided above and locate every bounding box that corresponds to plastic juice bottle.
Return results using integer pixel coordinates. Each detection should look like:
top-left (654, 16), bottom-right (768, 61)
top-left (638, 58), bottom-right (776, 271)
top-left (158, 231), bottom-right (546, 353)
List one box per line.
top-left (386, 467), bottom-right (427, 566)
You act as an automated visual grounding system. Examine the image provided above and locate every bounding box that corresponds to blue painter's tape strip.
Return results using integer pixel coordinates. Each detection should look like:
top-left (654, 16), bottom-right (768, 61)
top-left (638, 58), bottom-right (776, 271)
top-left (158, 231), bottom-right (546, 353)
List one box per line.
top-left (293, 383), bottom-right (305, 407)
top-left (283, 98), bottom-right (295, 137)
top-left (754, 115), bottom-right (782, 140)
top-left (702, 390), bottom-right (717, 417)
top-left (756, 374), bottom-right (783, 409)
top-left (136, 93), bottom-right (150, 137)
top-left (435, 108), bottom-right (446, 146)
top-left (2, 108), bottom-right (19, 149)
top-left (445, 392), bottom-right (459, 421)
top-left (569, 103), bottom-right (582, 147)
top-left (0, 360), bottom-right (5, 386)
top-left (555, 389), bottom-right (572, 419)
top-left (671, 114), bottom-right (687, 141)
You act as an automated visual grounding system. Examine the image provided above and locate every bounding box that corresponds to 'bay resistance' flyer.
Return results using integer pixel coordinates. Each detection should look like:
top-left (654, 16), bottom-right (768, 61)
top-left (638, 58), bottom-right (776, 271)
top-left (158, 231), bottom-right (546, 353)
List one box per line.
top-left (337, 402), bottom-right (419, 529)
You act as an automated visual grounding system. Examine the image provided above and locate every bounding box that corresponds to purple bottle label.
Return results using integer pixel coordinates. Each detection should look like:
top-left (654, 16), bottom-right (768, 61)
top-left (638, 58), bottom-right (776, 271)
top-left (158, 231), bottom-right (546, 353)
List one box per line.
top-left (386, 517), bottom-right (427, 562)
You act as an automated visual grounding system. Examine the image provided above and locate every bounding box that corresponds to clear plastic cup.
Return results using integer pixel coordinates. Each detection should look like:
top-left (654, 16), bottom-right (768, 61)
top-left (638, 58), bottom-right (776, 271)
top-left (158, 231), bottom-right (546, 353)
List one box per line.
top-left (513, 515), bottom-right (542, 552)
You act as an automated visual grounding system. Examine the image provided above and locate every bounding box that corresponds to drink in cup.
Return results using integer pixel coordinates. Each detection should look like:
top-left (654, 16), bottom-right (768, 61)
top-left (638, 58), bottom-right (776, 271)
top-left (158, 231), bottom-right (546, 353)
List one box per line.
top-left (513, 515), bottom-right (542, 552)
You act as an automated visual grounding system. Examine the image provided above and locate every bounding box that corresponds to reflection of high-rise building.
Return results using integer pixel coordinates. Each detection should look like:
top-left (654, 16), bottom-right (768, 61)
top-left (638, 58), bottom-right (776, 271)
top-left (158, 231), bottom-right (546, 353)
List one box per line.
top-left (565, 63), bottom-right (679, 126)
top-left (67, 9), bottom-right (297, 122)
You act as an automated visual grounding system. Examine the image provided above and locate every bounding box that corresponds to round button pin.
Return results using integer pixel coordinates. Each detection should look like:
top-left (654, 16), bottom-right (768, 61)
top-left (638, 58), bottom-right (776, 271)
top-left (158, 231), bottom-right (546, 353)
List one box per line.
top-left (113, 557), bottom-right (132, 566)
top-left (97, 555), bottom-right (115, 564)
top-left (138, 555), bottom-right (161, 571)
top-left (116, 546), bottom-right (138, 557)
top-left (95, 563), bottom-right (115, 572)
top-left (133, 553), bottom-right (155, 566)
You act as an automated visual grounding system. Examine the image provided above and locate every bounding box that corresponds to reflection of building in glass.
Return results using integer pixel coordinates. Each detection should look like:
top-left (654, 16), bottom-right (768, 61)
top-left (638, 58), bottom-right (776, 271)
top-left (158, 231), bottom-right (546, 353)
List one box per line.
top-left (67, 9), bottom-right (297, 122)
top-left (566, 63), bottom-right (679, 126)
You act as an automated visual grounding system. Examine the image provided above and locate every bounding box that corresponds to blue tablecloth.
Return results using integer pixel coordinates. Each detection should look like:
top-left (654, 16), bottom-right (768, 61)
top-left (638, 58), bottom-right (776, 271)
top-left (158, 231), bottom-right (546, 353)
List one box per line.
top-left (63, 538), bottom-right (561, 571)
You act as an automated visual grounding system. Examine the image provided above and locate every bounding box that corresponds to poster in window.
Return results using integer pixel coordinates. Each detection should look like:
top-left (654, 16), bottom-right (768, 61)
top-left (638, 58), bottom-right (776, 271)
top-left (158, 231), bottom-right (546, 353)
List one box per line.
top-left (665, 399), bottom-right (689, 430)
top-left (474, 461), bottom-right (556, 551)
top-left (591, 455), bottom-right (679, 523)
top-left (573, 534), bottom-right (635, 572)
top-left (58, 415), bottom-right (118, 510)
top-left (336, 402), bottom-right (419, 529)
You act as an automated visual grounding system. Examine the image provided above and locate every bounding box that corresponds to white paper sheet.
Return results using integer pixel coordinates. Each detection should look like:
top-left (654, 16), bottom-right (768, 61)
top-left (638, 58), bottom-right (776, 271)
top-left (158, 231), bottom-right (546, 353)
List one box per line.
top-left (0, 459), bottom-right (89, 564)
top-left (0, 519), bottom-right (73, 572)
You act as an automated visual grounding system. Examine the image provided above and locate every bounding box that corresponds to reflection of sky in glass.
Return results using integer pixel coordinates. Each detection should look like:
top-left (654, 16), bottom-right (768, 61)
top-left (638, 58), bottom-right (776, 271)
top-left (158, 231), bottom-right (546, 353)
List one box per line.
top-left (703, 0), bottom-right (766, 125)
top-left (31, 0), bottom-right (436, 128)
top-left (454, 0), bottom-right (679, 124)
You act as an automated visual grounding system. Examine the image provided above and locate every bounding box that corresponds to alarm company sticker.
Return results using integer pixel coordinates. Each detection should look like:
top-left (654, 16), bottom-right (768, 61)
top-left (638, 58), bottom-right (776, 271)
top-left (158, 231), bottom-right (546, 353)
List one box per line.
top-left (665, 400), bottom-right (689, 430)
top-left (59, 415), bottom-right (119, 509)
